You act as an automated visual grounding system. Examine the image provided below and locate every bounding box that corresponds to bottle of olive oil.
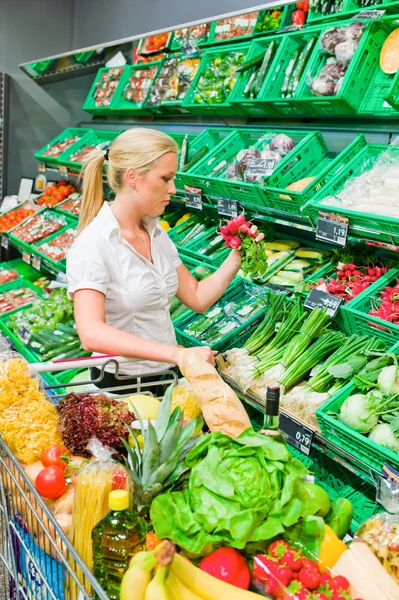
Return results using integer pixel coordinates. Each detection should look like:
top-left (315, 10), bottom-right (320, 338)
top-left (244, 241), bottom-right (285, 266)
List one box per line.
top-left (259, 385), bottom-right (286, 444)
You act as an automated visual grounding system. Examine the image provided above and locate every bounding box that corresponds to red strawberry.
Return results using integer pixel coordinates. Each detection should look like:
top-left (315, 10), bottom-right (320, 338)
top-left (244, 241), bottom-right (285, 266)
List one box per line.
top-left (299, 567), bottom-right (320, 590)
top-left (265, 576), bottom-right (282, 597)
top-left (282, 550), bottom-right (304, 572)
top-left (253, 555), bottom-right (278, 582)
top-left (316, 594), bottom-right (330, 600)
top-left (286, 580), bottom-right (309, 599)
top-left (319, 573), bottom-right (331, 586)
top-left (268, 540), bottom-right (291, 560)
top-left (275, 566), bottom-right (293, 587)
top-left (330, 576), bottom-right (350, 592)
top-left (302, 558), bottom-right (320, 573)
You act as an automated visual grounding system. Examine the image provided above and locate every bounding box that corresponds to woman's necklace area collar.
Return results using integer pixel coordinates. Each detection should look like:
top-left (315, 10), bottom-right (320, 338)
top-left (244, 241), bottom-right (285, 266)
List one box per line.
top-left (110, 207), bottom-right (153, 262)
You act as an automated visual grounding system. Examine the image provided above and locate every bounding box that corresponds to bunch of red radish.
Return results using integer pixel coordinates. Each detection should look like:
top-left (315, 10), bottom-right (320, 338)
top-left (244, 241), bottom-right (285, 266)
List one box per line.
top-left (220, 213), bottom-right (262, 249)
top-left (314, 263), bottom-right (390, 303)
top-left (369, 280), bottom-right (399, 324)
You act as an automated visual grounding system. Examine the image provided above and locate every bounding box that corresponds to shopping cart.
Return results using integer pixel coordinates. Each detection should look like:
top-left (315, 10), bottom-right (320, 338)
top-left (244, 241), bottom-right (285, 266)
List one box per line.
top-left (0, 354), bottom-right (178, 600)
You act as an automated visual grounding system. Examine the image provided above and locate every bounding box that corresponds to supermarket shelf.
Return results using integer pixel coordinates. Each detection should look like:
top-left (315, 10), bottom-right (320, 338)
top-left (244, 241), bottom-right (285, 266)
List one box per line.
top-left (221, 372), bottom-right (382, 488)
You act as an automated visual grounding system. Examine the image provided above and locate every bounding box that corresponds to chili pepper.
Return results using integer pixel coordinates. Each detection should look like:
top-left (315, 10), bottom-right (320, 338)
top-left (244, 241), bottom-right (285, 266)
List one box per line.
top-left (292, 9), bottom-right (306, 24)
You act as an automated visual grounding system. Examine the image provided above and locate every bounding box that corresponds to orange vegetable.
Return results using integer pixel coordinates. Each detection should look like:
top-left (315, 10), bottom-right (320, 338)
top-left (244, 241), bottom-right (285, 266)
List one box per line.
top-left (380, 28), bottom-right (399, 74)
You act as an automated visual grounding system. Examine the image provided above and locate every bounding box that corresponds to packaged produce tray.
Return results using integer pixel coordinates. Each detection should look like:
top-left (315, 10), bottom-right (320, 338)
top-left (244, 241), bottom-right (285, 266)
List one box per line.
top-left (0, 200), bottom-right (40, 234)
top-left (111, 62), bottom-right (163, 114)
top-left (175, 128), bottom-right (231, 192)
top-left (229, 35), bottom-right (286, 116)
top-left (296, 21), bottom-right (388, 115)
top-left (316, 381), bottom-right (399, 475)
top-left (258, 25), bottom-right (324, 116)
top-left (170, 24), bottom-right (210, 51)
top-left (303, 141), bottom-right (399, 244)
top-left (9, 209), bottom-right (73, 250)
top-left (83, 66), bottom-right (125, 115)
top-left (31, 226), bottom-right (78, 272)
top-left (55, 193), bottom-right (81, 219)
top-left (186, 127), bottom-right (327, 205)
top-left (181, 43), bottom-right (251, 116)
top-left (34, 128), bottom-right (91, 166)
top-left (174, 279), bottom-right (266, 352)
top-left (341, 268), bottom-right (399, 347)
top-left (0, 278), bottom-right (45, 316)
top-left (61, 130), bottom-right (120, 172)
top-left (146, 54), bottom-right (201, 113)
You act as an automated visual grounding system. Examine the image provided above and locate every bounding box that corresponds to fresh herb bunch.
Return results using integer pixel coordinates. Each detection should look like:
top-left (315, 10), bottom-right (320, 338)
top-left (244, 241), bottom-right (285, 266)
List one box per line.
top-left (219, 213), bottom-right (268, 278)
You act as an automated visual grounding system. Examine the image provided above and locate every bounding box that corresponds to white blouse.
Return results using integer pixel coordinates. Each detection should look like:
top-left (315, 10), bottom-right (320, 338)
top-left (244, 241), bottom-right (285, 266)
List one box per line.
top-left (66, 202), bottom-right (182, 376)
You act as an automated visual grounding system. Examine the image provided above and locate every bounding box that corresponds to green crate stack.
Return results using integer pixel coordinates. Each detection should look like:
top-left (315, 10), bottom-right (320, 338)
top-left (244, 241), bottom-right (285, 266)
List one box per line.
top-left (296, 21), bottom-right (388, 115)
top-left (176, 128), bottom-right (231, 192)
top-left (0, 278), bottom-right (45, 316)
top-left (8, 210), bottom-right (74, 255)
top-left (260, 135), bottom-right (367, 218)
top-left (229, 35), bottom-right (285, 116)
top-left (174, 279), bottom-right (266, 352)
top-left (152, 54), bottom-right (202, 114)
top-left (177, 228), bottom-right (230, 268)
top-left (181, 42), bottom-right (251, 116)
top-left (341, 268), bottom-right (399, 347)
top-left (303, 141), bottom-right (399, 244)
top-left (30, 224), bottom-right (78, 274)
top-left (258, 25), bottom-right (324, 116)
top-left (60, 130), bottom-right (120, 173)
top-left (316, 381), bottom-right (399, 475)
top-left (34, 128), bottom-right (92, 167)
top-left (111, 62), bottom-right (163, 115)
top-left (83, 66), bottom-right (126, 115)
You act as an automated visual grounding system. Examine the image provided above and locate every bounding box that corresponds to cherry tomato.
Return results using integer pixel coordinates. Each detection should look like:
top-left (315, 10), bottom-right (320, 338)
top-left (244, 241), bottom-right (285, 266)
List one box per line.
top-left (35, 466), bottom-right (66, 499)
top-left (41, 444), bottom-right (71, 470)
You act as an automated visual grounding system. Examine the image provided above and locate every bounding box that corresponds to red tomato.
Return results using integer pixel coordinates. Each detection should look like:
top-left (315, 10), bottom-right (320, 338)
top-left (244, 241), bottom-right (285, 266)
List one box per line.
top-left (199, 548), bottom-right (251, 590)
top-left (35, 466), bottom-right (66, 499)
top-left (41, 444), bottom-right (71, 470)
top-left (44, 186), bottom-right (55, 195)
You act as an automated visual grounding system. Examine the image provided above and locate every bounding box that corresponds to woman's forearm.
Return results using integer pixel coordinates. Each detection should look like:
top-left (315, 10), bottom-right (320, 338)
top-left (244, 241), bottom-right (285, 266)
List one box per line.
top-left (79, 322), bottom-right (180, 365)
top-left (195, 250), bottom-right (241, 312)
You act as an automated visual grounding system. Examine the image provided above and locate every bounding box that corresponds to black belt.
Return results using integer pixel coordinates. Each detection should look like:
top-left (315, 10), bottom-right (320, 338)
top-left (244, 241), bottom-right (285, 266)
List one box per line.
top-left (90, 366), bottom-right (179, 396)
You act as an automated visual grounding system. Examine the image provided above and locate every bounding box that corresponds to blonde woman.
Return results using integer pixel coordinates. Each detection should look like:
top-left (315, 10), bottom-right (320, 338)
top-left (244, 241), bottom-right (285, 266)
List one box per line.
top-left (67, 128), bottom-right (262, 393)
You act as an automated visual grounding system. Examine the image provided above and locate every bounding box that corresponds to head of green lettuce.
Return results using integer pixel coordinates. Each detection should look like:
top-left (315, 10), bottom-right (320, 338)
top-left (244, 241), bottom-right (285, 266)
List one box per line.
top-left (150, 429), bottom-right (328, 557)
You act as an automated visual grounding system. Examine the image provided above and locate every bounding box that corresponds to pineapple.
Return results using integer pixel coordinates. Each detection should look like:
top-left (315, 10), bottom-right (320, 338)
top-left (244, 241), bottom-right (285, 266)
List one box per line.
top-left (123, 384), bottom-right (203, 517)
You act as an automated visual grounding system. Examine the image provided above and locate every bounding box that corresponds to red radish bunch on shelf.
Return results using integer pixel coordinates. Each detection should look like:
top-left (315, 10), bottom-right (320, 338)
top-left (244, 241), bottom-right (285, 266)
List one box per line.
top-left (314, 263), bottom-right (390, 303)
top-left (219, 213), bottom-right (268, 278)
top-left (368, 280), bottom-right (399, 324)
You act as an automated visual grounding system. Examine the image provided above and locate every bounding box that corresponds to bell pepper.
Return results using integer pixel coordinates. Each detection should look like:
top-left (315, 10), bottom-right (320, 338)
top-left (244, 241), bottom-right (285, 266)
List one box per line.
top-left (318, 524), bottom-right (348, 572)
top-left (296, 1), bottom-right (309, 9)
top-left (199, 547), bottom-right (251, 590)
top-left (292, 9), bottom-right (306, 25)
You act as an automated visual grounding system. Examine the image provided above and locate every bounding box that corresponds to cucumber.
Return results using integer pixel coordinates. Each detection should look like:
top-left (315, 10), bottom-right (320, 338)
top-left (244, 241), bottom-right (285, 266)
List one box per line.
top-left (236, 53), bottom-right (265, 73)
top-left (288, 38), bottom-right (316, 97)
top-left (253, 41), bottom-right (275, 98)
top-left (171, 304), bottom-right (190, 321)
top-left (281, 48), bottom-right (300, 98)
top-left (180, 146), bottom-right (209, 172)
top-left (44, 340), bottom-right (81, 361)
top-left (52, 348), bottom-right (91, 361)
top-left (56, 323), bottom-right (77, 335)
top-left (244, 69), bottom-right (257, 98)
top-left (179, 135), bottom-right (189, 171)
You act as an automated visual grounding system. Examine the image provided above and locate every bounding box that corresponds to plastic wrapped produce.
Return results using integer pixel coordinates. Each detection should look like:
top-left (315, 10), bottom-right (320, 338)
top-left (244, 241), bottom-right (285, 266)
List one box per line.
top-left (93, 67), bottom-right (124, 108)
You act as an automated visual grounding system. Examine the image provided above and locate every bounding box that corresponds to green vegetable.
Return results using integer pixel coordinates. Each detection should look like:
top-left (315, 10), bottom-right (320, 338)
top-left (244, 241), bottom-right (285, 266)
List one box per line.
top-left (151, 429), bottom-right (316, 557)
top-left (340, 393), bottom-right (378, 433)
top-left (378, 364), bottom-right (399, 394)
top-left (369, 422), bottom-right (399, 453)
top-left (281, 48), bottom-right (300, 98)
top-left (253, 41), bottom-right (275, 98)
top-left (298, 482), bottom-right (331, 518)
top-left (325, 498), bottom-right (353, 539)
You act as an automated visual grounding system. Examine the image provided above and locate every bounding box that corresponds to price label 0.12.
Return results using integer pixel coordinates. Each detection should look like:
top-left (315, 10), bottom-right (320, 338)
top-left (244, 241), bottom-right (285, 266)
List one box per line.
top-left (217, 198), bottom-right (238, 218)
top-left (304, 288), bottom-right (343, 318)
top-left (279, 413), bottom-right (314, 456)
top-left (316, 211), bottom-right (348, 247)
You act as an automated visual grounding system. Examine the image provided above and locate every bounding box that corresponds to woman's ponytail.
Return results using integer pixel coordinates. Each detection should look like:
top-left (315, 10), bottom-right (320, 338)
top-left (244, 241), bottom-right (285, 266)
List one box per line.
top-left (78, 149), bottom-right (106, 233)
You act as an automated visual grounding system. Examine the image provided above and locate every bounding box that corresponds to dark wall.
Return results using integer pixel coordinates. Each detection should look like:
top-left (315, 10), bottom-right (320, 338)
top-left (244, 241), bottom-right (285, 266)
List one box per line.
top-left (73, 0), bottom-right (276, 48)
top-left (0, 0), bottom-right (75, 194)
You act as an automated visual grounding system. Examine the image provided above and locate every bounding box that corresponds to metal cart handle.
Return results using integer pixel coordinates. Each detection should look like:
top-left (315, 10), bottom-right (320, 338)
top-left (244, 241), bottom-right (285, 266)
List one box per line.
top-left (28, 354), bottom-right (131, 374)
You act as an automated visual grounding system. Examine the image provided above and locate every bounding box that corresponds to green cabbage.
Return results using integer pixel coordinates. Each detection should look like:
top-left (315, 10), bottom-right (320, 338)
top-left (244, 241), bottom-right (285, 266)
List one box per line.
top-left (150, 429), bottom-right (323, 557)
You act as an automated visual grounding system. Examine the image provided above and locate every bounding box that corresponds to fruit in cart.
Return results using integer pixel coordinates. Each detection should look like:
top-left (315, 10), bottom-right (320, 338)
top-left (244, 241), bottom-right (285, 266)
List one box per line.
top-left (123, 393), bottom-right (161, 420)
top-left (35, 464), bottom-right (67, 499)
top-left (199, 547), bottom-right (251, 589)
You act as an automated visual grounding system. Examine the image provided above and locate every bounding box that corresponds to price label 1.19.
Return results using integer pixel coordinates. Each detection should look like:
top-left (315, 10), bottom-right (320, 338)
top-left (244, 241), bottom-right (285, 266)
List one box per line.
top-left (279, 413), bottom-right (314, 456)
top-left (354, 9), bottom-right (385, 19)
top-left (217, 198), bottom-right (238, 218)
top-left (316, 211), bottom-right (348, 247)
top-left (246, 157), bottom-right (276, 178)
top-left (304, 288), bottom-right (343, 318)
top-left (185, 191), bottom-right (203, 210)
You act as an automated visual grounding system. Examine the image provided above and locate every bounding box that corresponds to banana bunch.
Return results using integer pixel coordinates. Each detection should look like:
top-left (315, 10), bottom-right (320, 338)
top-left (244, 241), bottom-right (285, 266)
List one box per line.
top-left (120, 541), bottom-right (261, 600)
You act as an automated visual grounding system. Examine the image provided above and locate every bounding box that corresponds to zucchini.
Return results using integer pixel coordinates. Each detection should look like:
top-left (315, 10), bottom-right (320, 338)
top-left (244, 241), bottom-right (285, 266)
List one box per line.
top-left (280, 48), bottom-right (300, 98)
top-left (180, 146), bottom-right (209, 172)
top-left (288, 38), bottom-right (316, 97)
top-left (253, 41), bottom-right (275, 98)
top-left (236, 53), bottom-right (265, 73)
top-left (209, 159), bottom-right (228, 178)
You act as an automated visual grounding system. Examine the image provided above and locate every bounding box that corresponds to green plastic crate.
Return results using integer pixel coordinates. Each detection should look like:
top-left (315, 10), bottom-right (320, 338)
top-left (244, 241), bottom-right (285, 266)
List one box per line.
top-left (0, 317), bottom-right (38, 362)
top-left (229, 36), bottom-right (285, 116)
top-left (358, 63), bottom-right (399, 116)
top-left (259, 26), bottom-right (324, 116)
top-left (174, 279), bottom-right (266, 352)
top-left (181, 43), bottom-right (251, 116)
top-left (260, 135), bottom-right (367, 218)
top-left (9, 209), bottom-right (74, 252)
top-left (341, 268), bottom-right (399, 347)
top-left (42, 369), bottom-right (86, 398)
top-left (303, 142), bottom-right (399, 244)
top-left (170, 24), bottom-right (210, 52)
top-left (83, 66), bottom-right (126, 115)
top-left (30, 224), bottom-right (78, 274)
top-left (60, 130), bottom-right (120, 172)
top-left (55, 194), bottom-right (81, 220)
top-left (34, 128), bottom-right (92, 166)
top-left (177, 228), bottom-right (230, 268)
top-left (307, 0), bottom-right (358, 23)
top-left (8, 258), bottom-right (43, 281)
top-left (316, 381), bottom-right (399, 474)
top-left (111, 62), bottom-right (163, 115)
top-left (296, 21), bottom-right (388, 115)
top-left (206, 10), bottom-right (261, 45)
top-left (0, 278), bottom-right (45, 316)
top-left (74, 50), bottom-right (95, 64)
top-left (29, 60), bottom-right (55, 75)
top-left (176, 128), bottom-right (231, 192)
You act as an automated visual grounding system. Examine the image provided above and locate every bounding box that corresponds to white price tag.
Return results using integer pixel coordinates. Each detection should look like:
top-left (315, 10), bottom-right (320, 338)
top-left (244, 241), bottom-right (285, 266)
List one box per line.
top-left (22, 251), bottom-right (31, 265)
